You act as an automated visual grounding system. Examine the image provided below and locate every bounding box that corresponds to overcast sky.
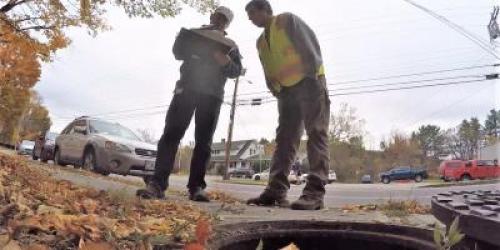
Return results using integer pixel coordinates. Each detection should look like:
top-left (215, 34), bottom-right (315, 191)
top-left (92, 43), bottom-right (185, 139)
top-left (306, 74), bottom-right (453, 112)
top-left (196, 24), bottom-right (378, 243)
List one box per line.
top-left (35, 0), bottom-right (499, 149)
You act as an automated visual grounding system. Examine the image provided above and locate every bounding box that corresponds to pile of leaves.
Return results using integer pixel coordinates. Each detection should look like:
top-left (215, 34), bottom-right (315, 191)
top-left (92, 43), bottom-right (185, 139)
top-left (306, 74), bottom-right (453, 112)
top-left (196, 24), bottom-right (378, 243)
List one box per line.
top-left (341, 200), bottom-right (430, 217)
top-left (0, 154), bottom-right (211, 249)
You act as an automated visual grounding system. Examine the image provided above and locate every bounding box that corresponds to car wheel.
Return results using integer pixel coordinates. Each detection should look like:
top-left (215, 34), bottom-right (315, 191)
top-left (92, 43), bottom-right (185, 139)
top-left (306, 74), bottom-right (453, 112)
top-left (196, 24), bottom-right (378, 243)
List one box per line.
top-left (40, 149), bottom-right (48, 163)
top-left (143, 176), bottom-right (154, 185)
top-left (254, 175), bottom-right (261, 181)
top-left (83, 149), bottom-right (97, 172)
top-left (414, 175), bottom-right (423, 183)
top-left (461, 174), bottom-right (471, 182)
top-left (382, 177), bottom-right (390, 184)
top-left (54, 149), bottom-right (66, 167)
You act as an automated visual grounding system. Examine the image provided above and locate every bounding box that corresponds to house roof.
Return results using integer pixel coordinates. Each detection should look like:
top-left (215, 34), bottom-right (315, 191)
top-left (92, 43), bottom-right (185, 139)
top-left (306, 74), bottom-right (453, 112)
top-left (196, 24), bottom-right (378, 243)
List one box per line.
top-left (211, 140), bottom-right (256, 161)
top-left (212, 140), bottom-right (254, 151)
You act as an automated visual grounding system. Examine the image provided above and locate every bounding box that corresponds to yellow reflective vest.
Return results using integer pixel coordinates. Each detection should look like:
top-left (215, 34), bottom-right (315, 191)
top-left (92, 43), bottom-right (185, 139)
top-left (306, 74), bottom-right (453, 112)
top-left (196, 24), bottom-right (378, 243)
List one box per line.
top-left (257, 15), bottom-right (325, 93)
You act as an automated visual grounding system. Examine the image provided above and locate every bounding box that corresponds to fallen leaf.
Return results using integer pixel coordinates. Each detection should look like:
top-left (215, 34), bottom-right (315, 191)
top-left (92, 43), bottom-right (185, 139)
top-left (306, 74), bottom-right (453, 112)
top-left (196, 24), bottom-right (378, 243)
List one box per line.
top-left (25, 244), bottom-right (49, 250)
top-left (280, 243), bottom-right (299, 250)
top-left (80, 242), bottom-right (115, 250)
top-left (2, 240), bottom-right (22, 250)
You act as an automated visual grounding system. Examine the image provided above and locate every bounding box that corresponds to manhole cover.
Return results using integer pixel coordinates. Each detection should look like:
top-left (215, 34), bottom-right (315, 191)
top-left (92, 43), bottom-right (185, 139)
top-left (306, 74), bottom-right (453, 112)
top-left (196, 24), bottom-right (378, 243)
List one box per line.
top-left (209, 220), bottom-right (436, 250)
top-left (432, 189), bottom-right (500, 248)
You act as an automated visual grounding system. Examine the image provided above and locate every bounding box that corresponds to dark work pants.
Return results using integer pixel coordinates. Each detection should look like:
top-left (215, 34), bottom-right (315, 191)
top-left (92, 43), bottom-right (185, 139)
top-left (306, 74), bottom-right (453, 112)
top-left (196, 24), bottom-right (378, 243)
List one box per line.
top-left (153, 89), bottom-right (222, 192)
top-left (265, 76), bottom-right (331, 199)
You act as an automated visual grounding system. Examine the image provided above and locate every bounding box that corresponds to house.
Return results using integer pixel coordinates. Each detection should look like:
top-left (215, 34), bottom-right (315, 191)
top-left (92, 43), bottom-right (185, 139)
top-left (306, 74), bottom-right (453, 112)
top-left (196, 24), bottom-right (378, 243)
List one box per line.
top-left (209, 139), bottom-right (266, 173)
top-left (480, 142), bottom-right (500, 160)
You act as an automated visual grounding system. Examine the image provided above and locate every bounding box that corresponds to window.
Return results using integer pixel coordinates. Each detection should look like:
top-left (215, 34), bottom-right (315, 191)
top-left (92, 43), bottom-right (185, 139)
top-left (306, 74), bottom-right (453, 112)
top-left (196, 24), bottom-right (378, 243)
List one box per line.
top-left (447, 162), bottom-right (462, 168)
top-left (61, 122), bottom-right (75, 135)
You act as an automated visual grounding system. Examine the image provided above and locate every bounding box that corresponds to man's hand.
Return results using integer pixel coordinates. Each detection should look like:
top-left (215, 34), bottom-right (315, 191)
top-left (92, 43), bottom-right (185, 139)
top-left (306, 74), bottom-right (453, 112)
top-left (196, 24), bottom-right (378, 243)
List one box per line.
top-left (213, 51), bottom-right (231, 66)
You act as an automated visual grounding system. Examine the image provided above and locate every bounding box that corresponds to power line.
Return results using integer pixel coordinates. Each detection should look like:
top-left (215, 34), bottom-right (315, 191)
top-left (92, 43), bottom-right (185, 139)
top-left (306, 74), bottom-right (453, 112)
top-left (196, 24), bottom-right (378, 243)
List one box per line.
top-left (229, 64), bottom-right (498, 101)
top-left (330, 74), bottom-right (485, 92)
top-left (238, 77), bottom-right (497, 106)
top-left (331, 78), bottom-right (496, 97)
top-left (403, 0), bottom-right (499, 60)
top-left (329, 64), bottom-right (498, 86)
top-left (402, 82), bottom-right (495, 131)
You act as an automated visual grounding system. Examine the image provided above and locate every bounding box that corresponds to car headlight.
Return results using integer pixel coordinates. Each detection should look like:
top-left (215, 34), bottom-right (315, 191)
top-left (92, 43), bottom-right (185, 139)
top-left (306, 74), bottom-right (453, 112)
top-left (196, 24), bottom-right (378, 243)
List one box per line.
top-left (105, 141), bottom-right (132, 153)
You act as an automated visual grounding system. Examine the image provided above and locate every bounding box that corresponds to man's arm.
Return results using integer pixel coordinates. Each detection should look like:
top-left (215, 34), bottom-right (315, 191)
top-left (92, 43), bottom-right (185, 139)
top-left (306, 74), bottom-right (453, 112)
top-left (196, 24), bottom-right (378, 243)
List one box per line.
top-left (172, 33), bottom-right (186, 60)
top-left (220, 47), bottom-right (243, 79)
top-left (282, 13), bottom-right (324, 77)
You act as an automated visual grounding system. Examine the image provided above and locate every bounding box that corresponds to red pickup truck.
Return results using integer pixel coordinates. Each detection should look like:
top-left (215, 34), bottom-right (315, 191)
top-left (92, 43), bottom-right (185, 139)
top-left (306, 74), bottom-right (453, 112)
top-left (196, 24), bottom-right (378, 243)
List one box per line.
top-left (439, 160), bottom-right (500, 181)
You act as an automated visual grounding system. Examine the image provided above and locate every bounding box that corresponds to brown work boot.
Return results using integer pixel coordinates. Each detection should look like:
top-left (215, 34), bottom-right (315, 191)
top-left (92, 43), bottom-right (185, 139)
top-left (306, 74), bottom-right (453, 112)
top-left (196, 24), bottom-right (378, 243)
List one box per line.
top-left (290, 195), bottom-right (324, 210)
top-left (247, 191), bottom-right (290, 207)
top-left (189, 187), bottom-right (210, 202)
top-left (136, 182), bottom-right (165, 200)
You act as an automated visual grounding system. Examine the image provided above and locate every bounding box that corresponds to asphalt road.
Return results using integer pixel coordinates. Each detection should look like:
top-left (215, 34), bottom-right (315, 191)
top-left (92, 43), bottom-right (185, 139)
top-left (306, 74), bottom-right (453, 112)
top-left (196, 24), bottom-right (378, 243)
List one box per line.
top-left (4, 148), bottom-right (499, 207)
top-left (168, 175), bottom-right (500, 206)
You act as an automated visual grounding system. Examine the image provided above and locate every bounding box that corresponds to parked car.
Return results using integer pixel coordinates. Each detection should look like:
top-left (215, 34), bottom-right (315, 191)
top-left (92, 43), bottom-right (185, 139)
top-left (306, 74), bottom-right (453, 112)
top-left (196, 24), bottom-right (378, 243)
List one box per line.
top-left (288, 170), bottom-right (302, 184)
top-left (32, 132), bottom-right (58, 162)
top-left (229, 168), bottom-right (255, 179)
top-left (361, 174), bottom-right (372, 184)
top-left (252, 169), bottom-right (270, 181)
top-left (54, 116), bottom-right (157, 184)
top-left (379, 166), bottom-right (428, 184)
top-left (295, 170), bottom-right (336, 184)
top-left (328, 170), bottom-right (337, 184)
top-left (17, 140), bottom-right (35, 155)
top-left (439, 160), bottom-right (499, 181)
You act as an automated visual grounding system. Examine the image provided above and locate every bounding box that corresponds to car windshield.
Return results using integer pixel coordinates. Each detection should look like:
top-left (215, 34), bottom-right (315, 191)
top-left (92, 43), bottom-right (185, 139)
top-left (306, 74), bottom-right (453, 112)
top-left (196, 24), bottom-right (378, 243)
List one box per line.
top-left (89, 120), bottom-right (140, 141)
top-left (46, 132), bottom-right (58, 140)
top-left (22, 140), bottom-right (35, 146)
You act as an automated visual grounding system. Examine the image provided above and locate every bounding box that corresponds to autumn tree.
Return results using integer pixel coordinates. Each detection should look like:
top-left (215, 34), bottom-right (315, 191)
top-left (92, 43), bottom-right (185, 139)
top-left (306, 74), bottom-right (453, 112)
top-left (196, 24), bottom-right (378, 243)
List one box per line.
top-left (484, 109), bottom-right (499, 142)
top-left (18, 92), bottom-right (51, 140)
top-left (330, 103), bottom-right (366, 143)
top-left (0, 88), bottom-right (50, 143)
top-left (443, 118), bottom-right (483, 160)
top-left (411, 125), bottom-right (444, 159)
top-left (381, 132), bottom-right (421, 166)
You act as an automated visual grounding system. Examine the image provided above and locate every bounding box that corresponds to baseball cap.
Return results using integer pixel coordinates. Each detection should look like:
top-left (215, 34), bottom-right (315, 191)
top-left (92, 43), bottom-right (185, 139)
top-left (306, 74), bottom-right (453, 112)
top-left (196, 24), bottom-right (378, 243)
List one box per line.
top-left (214, 6), bottom-right (234, 27)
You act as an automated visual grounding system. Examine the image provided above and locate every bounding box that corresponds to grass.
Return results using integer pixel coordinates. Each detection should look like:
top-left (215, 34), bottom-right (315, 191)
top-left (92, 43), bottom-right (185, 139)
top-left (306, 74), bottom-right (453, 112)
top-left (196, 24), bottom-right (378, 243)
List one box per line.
top-left (379, 200), bottom-right (431, 217)
top-left (215, 178), bottom-right (267, 186)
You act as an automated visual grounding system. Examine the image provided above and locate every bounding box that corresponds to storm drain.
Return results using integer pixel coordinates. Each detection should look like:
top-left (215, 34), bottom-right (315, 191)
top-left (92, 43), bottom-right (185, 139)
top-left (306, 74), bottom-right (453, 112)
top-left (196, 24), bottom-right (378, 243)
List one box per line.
top-left (208, 220), bottom-right (436, 250)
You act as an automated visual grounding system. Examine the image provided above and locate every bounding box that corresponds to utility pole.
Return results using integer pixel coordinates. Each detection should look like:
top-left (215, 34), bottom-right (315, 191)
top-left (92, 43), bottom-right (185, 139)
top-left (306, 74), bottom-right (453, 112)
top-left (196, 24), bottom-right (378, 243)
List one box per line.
top-left (223, 77), bottom-right (240, 180)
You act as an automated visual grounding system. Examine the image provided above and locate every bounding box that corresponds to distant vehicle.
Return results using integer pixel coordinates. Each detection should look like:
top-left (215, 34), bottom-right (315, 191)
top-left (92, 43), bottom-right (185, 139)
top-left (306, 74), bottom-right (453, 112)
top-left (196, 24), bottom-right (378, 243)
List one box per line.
top-left (294, 170), bottom-right (336, 184)
top-left (17, 140), bottom-right (35, 155)
top-left (439, 160), bottom-right (499, 182)
top-left (288, 170), bottom-right (302, 184)
top-left (253, 169), bottom-right (270, 181)
top-left (328, 170), bottom-right (337, 184)
top-left (55, 116), bottom-right (157, 184)
top-left (379, 166), bottom-right (428, 184)
top-left (33, 132), bottom-right (58, 162)
top-left (228, 168), bottom-right (255, 179)
top-left (361, 174), bottom-right (372, 184)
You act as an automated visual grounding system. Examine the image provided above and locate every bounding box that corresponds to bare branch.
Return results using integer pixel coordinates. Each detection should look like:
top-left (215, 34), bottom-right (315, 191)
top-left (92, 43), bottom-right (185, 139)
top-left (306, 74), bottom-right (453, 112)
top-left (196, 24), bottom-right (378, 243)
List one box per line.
top-left (20, 25), bottom-right (55, 31)
top-left (0, 0), bottom-right (33, 13)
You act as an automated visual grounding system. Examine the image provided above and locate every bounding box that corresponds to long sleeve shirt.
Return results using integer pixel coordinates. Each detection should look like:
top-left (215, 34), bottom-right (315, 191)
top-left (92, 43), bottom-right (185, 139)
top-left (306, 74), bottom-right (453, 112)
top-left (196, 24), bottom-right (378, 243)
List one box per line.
top-left (172, 26), bottom-right (243, 100)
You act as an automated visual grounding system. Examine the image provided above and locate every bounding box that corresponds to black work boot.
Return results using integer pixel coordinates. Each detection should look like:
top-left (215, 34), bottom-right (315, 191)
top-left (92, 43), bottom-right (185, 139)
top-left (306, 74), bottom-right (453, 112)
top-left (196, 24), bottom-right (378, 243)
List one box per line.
top-left (247, 191), bottom-right (290, 207)
top-left (290, 195), bottom-right (324, 210)
top-left (189, 187), bottom-right (210, 202)
top-left (136, 182), bottom-right (165, 200)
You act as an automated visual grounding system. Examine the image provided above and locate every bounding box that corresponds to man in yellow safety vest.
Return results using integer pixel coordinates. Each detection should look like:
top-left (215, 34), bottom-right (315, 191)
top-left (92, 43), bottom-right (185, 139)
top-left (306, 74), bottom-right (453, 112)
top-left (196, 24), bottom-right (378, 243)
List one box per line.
top-left (245, 0), bottom-right (331, 210)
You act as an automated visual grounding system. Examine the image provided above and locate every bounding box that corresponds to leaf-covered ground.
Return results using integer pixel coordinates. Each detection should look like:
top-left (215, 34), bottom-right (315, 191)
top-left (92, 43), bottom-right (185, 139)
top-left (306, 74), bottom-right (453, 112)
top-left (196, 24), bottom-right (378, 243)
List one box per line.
top-left (0, 154), bottom-right (211, 249)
